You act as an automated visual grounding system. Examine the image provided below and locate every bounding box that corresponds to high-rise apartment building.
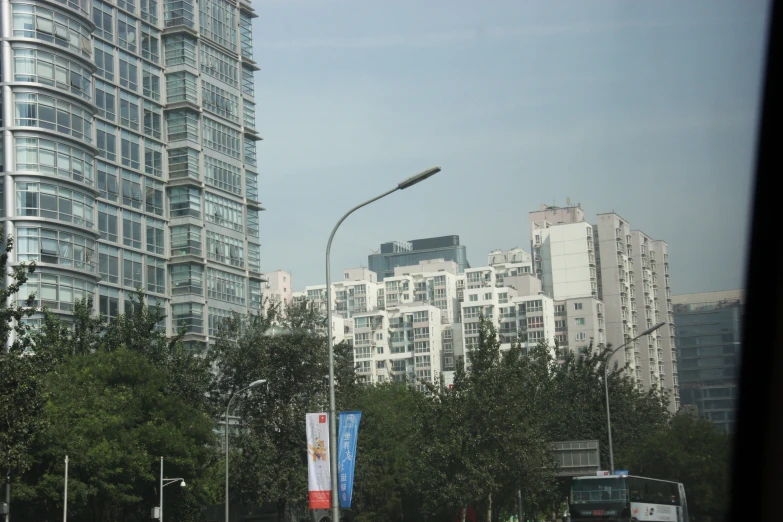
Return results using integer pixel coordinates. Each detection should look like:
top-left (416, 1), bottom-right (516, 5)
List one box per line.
top-left (530, 204), bottom-right (679, 411)
top-left (261, 270), bottom-right (292, 313)
top-left (672, 290), bottom-right (743, 433)
top-left (368, 235), bottom-right (469, 281)
top-left (1, 0), bottom-right (262, 347)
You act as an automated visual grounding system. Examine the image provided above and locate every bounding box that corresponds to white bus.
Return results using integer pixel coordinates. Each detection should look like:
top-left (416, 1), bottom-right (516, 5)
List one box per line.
top-left (569, 474), bottom-right (689, 522)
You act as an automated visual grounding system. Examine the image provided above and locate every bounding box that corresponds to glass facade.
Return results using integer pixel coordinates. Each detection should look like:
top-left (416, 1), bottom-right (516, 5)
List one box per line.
top-left (2, 0), bottom-right (262, 344)
top-left (673, 293), bottom-right (743, 434)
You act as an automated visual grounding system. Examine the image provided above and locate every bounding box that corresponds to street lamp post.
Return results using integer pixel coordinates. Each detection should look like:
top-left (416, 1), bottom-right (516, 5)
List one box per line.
top-left (225, 379), bottom-right (267, 522)
top-left (604, 321), bottom-right (666, 474)
top-left (158, 456), bottom-right (186, 522)
top-left (325, 166), bottom-right (441, 522)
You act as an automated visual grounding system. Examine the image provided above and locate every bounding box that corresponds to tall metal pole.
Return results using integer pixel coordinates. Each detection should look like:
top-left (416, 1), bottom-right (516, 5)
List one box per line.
top-left (5, 468), bottom-right (9, 522)
top-left (326, 187), bottom-right (398, 522)
top-left (325, 167), bottom-right (441, 522)
top-left (604, 322), bottom-right (666, 474)
top-left (63, 456), bottom-right (68, 522)
top-left (160, 457), bottom-right (163, 522)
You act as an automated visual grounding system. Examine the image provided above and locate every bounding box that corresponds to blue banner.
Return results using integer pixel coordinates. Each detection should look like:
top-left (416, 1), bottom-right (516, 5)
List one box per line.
top-left (337, 411), bottom-right (362, 509)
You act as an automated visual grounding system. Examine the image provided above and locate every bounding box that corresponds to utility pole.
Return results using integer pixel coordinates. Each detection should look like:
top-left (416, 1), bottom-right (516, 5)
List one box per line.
top-left (63, 456), bottom-right (68, 522)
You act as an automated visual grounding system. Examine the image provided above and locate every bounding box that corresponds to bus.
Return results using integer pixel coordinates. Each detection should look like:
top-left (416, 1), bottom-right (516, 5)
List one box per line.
top-left (569, 475), bottom-right (688, 522)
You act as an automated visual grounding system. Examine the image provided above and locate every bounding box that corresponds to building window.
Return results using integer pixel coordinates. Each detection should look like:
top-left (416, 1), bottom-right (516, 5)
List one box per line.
top-left (98, 203), bottom-right (119, 242)
top-left (143, 101), bottom-right (162, 139)
top-left (243, 101), bottom-right (256, 130)
top-left (246, 209), bottom-right (259, 238)
top-left (13, 48), bottom-right (92, 101)
top-left (93, 0), bottom-right (113, 40)
top-left (202, 80), bottom-right (239, 122)
top-left (206, 230), bottom-right (243, 268)
top-left (169, 186), bottom-right (201, 218)
top-left (142, 63), bottom-right (161, 101)
top-left (121, 170), bottom-right (142, 209)
top-left (249, 280), bottom-right (262, 310)
top-left (123, 250), bottom-right (144, 290)
top-left (205, 192), bottom-right (243, 232)
top-left (574, 317), bottom-right (585, 326)
top-left (528, 316), bottom-right (544, 329)
top-left (527, 300), bottom-right (543, 312)
top-left (119, 91), bottom-right (140, 130)
top-left (117, 12), bottom-right (137, 53)
top-left (141, 24), bottom-right (159, 62)
top-left (146, 256), bottom-right (165, 294)
top-left (171, 263), bottom-right (203, 295)
top-left (246, 172), bottom-right (258, 201)
top-left (166, 109), bottom-right (199, 142)
top-left (199, 0), bottom-right (236, 50)
top-left (200, 43), bottom-right (238, 87)
top-left (204, 155), bottom-right (242, 195)
top-left (164, 0), bottom-right (195, 29)
top-left (99, 286), bottom-right (120, 322)
top-left (141, 0), bottom-right (158, 24)
top-left (146, 216), bottom-right (165, 254)
top-left (97, 162), bottom-right (119, 202)
top-left (19, 273), bottom-right (95, 313)
top-left (119, 51), bottom-right (138, 92)
top-left (203, 117), bottom-right (241, 159)
top-left (242, 66), bottom-right (255, 96)
top-left (16, 227), bottom-right (96, 273)
top-left (574, 302), bottom-right (583, 310)
top-left (247, 242), bottom-right (261, 273)
top-left (95, 80), bottom-right (116, 120)
top-left (171, 225), bottom-right (201, 256)
top-left (207, 267), bottom-right (246, 305)
top-left (244, 139), bottom-right (257, 167)
top-left (15, 93), bottom-right (92, 143)
top-left (171, 302), bottom-right (203, 333)
top-left (145, 178), bottom-right (164, 216)
top-left (99, 244), bottom-right (120, 283)
top-left (16, 182), bottom-right (95, 228)
top-left (167, 71), bottom-right (198, 104)
top-left (96, 121), bottom-right (117, 161)
top-left (208, 306), bottom-right (233, 336)
top-left (13, 4), bottom-right (92, 59)
top-left (239, 11), bottom-right (253, 59)
top-left (163, 33), bottom-right (196, 66)
top-left (118, 0), bottom-right (136, 14)
top-left (575, 332), bottom-right (587, 341)
top-left (16, 138), bottom-right (94, 186)
top-left (169, 147), bottom-right (199, 179)
top-left (122, 210), bottom-right (143, 249)
top-left (145, 141), bottom-right (163, 178)
top-left (95, 41), bottom-right (115, 81)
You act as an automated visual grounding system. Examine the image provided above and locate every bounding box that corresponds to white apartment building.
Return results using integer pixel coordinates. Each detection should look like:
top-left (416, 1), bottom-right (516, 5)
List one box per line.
top-left (351, 303), bottom-right (443, 390)
top-left (529, 204), bottom-right (679, 411)
top-left (554, 297), bottom-right (606, 354)
top-left (261, 270), bottom-right (293, 313)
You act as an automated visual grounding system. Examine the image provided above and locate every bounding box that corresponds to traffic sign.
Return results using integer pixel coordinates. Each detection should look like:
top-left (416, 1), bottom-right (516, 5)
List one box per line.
top-left (596, 470), bottom-right (609, 476)
top-left (614, 470), bottom-right (629, 475)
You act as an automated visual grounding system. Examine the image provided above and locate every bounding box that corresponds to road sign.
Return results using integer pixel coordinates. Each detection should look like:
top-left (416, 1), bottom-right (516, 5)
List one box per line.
top-left (615, 470), bottom-right (629, 475)
top-left (596, 470), bottom-right (609, 476)
top-left (551, 440), bottom-right (601, 477)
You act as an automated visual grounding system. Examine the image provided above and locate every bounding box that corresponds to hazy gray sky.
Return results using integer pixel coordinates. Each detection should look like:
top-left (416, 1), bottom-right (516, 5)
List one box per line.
top-left (251, 0), bottom-right (769, 294)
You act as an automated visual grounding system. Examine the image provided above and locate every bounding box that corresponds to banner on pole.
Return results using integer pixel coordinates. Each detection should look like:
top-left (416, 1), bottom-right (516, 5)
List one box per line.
top-left (337, 411), bottom-right (362, 509)
top-left (306, 413), bottom-right (331, 509)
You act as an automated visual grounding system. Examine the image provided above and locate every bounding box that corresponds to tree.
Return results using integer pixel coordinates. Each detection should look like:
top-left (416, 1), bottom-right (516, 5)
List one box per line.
top-left (211, 301), bottom-right (356, 521)
top-left (0, 235), bottom-right (42, 499)
top-left (626, 413), bottom-right (731, 522)
top-left (14, 346), bottom-right (217, 521)
top-left (416, 317), bottom-right (555, 522)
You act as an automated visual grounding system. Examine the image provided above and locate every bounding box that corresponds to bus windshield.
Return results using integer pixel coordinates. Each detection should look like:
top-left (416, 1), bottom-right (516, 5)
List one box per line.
top-left (571, 478), bottom-right (628, 504)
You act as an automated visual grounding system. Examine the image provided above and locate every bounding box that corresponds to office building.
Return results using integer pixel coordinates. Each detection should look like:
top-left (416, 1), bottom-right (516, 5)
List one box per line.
top-left (672, 290), bottom-right (744, 433)
top-left (368, 235), bottom-right (469, 281)
top-left (1, 0), bottom-right (263, 347)
top-left (530, 204), bottom-right (679, 411)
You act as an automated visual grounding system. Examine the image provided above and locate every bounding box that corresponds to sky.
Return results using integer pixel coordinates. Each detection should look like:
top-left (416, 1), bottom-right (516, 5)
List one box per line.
top-left (250, 0), bottom-right (769, 294)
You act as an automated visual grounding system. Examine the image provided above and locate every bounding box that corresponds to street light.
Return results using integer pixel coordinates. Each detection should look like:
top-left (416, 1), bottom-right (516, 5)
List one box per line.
top-left (325, 166), bottom-right (441, 522)
top-left (604, 321), bottom-right (666, 474)
top-left (158, 456), bottom-right (186, 522)
top-left (225, 379), bottom-right (267, 522)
